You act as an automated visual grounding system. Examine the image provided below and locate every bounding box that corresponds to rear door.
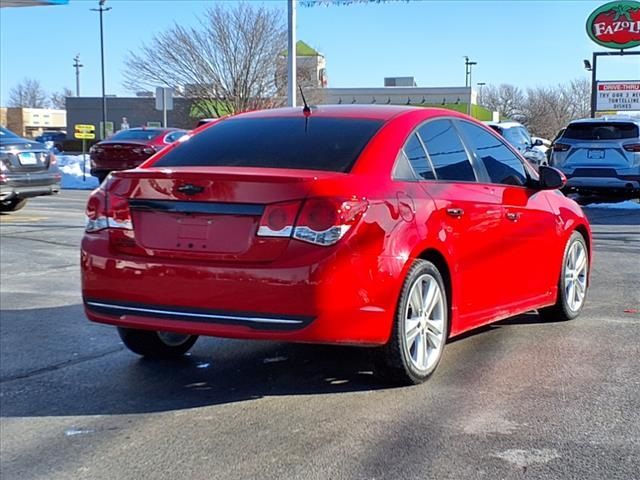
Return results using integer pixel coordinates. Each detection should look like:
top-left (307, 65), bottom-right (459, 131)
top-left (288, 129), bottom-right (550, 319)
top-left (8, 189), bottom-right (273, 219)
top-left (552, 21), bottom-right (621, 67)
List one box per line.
top-left (456, 120), bottom-right (559, 307)
top-left (414, 119), bottom-right (506, 328)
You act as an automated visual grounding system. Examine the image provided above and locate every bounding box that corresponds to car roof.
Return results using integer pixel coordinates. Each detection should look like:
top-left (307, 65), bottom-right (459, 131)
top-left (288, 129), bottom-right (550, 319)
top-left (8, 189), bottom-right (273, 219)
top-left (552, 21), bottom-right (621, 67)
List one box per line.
top-left (232, 105), bottom-right (426, 121)
top-left (569, 117), bottom-right (640, 125)
top-left (484, 121), bottom-right (524, 129)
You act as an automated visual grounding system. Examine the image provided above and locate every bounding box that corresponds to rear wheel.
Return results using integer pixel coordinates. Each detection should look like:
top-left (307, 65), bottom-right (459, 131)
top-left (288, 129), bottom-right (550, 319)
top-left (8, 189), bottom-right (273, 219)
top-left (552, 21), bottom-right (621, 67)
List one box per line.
top-left (539, 231), bottom-right (588, 321)
top-left (118, 327), bottom-right (198, 358)
top-left (0, 198), bottom-right (27, 212)
top-left (375, 260), bottom-right (448, 385)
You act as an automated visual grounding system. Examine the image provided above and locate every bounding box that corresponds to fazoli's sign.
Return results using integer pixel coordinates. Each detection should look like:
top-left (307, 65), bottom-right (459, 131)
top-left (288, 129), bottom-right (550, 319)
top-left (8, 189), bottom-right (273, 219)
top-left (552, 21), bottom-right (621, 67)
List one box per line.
top-left (586, 0), bottom-right (640, 49)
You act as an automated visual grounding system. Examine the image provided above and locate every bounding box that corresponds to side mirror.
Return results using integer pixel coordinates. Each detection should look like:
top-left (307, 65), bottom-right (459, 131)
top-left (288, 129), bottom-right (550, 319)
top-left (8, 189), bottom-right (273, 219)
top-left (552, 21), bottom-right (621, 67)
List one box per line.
top-left (532, 138), bottom-right (544, 147)
top-left (538, 165), bottom-right (566, 190)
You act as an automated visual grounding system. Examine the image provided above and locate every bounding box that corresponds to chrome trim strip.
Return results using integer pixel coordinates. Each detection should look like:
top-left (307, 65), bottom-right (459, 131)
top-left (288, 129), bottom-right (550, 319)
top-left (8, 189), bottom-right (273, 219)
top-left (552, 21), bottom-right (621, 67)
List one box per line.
top-left (86, 301), bottom-right (304, 325)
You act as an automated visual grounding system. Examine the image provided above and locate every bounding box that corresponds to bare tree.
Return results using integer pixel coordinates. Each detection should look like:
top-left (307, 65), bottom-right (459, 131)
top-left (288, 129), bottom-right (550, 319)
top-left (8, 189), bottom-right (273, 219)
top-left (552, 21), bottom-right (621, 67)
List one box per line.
top-left (7, 78), bottom-right (49, 108)
top-left (478, 84), bottom-right (526, 120)
top-left (123, 3), bottom-right (286, 118)
top-left (50, 87), bottom-right (74, 109)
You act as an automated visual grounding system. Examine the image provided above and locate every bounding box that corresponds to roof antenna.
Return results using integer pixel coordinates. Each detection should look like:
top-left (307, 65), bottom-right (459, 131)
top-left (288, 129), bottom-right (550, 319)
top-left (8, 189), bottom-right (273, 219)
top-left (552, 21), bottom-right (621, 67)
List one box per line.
top-left (298, 85), bottom-right (311, 116)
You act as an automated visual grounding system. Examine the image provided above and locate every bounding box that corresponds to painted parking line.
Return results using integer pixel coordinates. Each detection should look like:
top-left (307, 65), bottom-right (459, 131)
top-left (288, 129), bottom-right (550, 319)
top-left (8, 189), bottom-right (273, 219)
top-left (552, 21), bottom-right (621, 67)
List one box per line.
top-left (0, 216), bottom-right (48, 223)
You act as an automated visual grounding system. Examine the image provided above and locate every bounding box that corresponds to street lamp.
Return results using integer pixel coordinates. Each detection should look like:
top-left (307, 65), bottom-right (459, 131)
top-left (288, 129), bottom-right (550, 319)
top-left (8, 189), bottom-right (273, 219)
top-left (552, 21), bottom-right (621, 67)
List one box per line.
top-left (583, 59), bottom-right (592, 71)
top-left (464, 57), bottom-right (477, 115)
top-left (91, 0), bottom-right (111, 139)
top-left (476, 82), bottom-right (486, 106)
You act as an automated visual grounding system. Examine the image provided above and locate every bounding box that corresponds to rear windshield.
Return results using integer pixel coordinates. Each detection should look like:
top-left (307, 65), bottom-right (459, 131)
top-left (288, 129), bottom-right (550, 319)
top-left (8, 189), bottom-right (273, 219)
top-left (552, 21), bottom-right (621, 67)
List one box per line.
top-left (110, 129), bottom-right (164, 141)
top-left (155, 117), bottom-right (384, 172)
top-left (563, 122), bottom-right (639, 140)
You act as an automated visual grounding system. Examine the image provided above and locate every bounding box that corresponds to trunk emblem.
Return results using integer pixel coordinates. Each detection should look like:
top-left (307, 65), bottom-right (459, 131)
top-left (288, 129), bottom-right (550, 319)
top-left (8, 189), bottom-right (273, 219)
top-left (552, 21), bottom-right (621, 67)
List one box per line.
top-left (177, 184), bottom-right (205, 195)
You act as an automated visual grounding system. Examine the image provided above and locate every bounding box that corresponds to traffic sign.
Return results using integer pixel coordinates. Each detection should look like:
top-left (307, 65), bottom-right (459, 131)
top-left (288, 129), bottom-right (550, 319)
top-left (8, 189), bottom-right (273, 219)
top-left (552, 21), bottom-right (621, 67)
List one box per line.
top-left (75, 124), bottom-right (95, 133)
top-left (75, 132), bottom-right (96, 140)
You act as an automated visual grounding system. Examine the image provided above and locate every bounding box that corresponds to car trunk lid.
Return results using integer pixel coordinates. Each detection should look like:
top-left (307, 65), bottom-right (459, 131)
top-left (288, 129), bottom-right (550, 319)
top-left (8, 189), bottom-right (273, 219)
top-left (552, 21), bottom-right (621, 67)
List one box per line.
top-left (1, 140), bottom-right (50, 173)
top-left (91, 141), bottom-right (155, 169)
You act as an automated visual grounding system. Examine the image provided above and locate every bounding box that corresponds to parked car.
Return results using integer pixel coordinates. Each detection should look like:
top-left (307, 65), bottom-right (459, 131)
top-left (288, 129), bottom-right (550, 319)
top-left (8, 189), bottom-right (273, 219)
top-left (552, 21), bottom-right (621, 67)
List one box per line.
top-left (82, 106), bottom-right (591, 385)
top-left (89, 127), bottom-right (188, 183)
top-left (485, 121), bottom-right (547, 167)
top-left (35, 130), bottom-right (66, 152)
top-left (549, 117), bottom-right (640, 197)
top-left (0, 126), bottom-right (61, 212)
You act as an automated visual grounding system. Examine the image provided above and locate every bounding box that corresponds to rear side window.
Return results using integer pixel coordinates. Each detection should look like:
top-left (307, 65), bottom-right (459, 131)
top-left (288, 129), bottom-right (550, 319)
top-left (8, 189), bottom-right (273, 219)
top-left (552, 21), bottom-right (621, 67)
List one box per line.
top-left (563, 122), bottom-right (639, 140)
top-left (110, 129), bottom-right (164, 141)
top-left (458, 121), bottom-right (527, 186)
top-left (404, 133), bottom-right (435, 180)
top-left (155, 117), bottom-right (383, 172)
top-left (418, 120), bottom-right (476, 182)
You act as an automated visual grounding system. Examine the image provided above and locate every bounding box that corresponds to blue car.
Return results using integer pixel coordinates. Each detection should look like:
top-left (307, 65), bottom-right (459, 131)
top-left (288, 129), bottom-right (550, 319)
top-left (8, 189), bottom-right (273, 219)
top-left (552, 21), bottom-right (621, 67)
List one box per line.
top-left (35, 130), bottom-right (66, 152)
top-left (550, 117), bottom-right (640, 197)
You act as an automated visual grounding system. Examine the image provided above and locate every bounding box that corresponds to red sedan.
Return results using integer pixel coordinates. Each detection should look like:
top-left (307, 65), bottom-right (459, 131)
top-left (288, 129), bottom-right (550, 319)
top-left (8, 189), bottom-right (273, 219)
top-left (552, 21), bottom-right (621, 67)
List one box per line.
top-left (89, 127), bottom-right (187, 183)
top-left (81, 106), bottom-right (591, 384)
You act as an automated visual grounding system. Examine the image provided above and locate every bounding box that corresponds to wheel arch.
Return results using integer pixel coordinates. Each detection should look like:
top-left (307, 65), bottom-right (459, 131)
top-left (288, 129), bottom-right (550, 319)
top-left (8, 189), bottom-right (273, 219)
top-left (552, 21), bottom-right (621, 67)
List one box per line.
top-left (415, 247), bottom-right (454, 337)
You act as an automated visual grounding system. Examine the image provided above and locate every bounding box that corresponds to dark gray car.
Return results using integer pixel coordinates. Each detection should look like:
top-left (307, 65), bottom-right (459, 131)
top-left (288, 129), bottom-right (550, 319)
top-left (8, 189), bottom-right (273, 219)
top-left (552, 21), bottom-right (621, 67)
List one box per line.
top-left (0, 127), bottom-right (61, 212)
top-left (550, 117), bottom-right (640, 197)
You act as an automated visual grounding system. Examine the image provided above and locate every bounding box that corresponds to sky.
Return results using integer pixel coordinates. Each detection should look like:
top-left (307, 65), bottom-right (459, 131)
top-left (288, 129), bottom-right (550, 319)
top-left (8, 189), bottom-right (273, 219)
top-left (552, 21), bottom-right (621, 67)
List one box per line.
top-left (0, 0), bottom-right (639, 104)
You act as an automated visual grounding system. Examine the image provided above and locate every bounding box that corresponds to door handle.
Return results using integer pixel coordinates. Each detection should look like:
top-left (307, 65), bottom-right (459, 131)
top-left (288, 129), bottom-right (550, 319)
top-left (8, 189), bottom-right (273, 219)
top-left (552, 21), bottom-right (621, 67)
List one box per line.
top-left (447, 208), bottom-right (464, 218)
top-left (506, 211), bottom-right (521, 221)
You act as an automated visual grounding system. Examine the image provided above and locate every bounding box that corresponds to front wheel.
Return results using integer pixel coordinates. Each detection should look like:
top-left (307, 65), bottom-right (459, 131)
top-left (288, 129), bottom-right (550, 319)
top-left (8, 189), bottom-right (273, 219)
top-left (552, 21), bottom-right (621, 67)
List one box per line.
top-left (0, 198), bottom-right (27, 212)
top-left (539, 231), bottom-right (589, 321)
top-left (375, 260), bottom-right (449, 385)
top-left (118, 327), bottom-right (198, 358)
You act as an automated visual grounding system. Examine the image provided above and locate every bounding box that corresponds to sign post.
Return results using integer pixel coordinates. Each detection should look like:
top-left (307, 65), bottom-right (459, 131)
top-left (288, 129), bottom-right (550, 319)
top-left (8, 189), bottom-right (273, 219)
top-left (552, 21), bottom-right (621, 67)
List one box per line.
top-left (155, 87), bottom-right (174, 127)
top-left (74, 124), bottom-right (96, 182)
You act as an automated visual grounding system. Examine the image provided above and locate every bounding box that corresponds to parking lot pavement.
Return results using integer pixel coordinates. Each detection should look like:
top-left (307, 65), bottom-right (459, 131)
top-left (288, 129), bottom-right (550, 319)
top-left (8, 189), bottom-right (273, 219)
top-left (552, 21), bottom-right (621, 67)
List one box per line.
top-left (1, 191), bottom-right (639, 480)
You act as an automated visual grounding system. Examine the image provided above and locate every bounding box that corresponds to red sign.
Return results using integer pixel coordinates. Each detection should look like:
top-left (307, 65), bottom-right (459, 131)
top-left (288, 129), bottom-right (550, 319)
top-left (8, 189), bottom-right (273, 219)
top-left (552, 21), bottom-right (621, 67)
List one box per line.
top-left (598, 82), bottom-right (640, 90)
top-left (586, 1), bottom-right (640, 50)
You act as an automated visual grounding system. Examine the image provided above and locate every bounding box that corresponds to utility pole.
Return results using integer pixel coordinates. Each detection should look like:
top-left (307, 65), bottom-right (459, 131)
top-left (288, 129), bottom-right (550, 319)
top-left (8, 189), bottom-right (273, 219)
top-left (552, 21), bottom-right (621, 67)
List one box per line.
top-left (464, 56), bottom-right (477, 115)
top-left (73, 54), bottom-right (83, 97)
top-left (287, 0), bottom-right (296, 108)
top-left (91, 0), bottom-right (111, 138)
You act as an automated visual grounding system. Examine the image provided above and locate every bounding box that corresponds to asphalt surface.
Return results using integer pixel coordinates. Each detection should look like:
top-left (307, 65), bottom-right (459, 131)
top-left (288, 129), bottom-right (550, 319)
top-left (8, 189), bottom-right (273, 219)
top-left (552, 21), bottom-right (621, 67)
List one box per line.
top-left (1, 191), bottom-right (639, 480)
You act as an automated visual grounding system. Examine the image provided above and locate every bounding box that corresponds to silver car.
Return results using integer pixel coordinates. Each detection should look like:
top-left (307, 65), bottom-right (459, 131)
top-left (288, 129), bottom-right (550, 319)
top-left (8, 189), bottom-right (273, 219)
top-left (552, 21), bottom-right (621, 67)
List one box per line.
top-left (550, 117), bottom-right (640, 197)
top-left (485, 121), bottom-right (547, 167)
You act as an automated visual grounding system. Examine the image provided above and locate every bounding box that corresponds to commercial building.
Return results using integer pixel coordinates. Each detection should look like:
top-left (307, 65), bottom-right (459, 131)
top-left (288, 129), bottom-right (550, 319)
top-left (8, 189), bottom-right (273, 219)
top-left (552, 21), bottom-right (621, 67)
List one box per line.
top-left (0, 107), bottom-right (66, 138)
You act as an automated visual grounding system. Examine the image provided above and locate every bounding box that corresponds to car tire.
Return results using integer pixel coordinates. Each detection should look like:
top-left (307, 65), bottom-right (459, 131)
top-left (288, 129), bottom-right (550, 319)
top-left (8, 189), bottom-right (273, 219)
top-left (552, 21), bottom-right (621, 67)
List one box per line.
top-left (118, 327), bottom-right (198, 358)
top-left (0, 198), bottom-right (27, 212)
top-left (375, 260), bottom-right (449, 385)
top-left (539, 231), bottom-right (589, 322)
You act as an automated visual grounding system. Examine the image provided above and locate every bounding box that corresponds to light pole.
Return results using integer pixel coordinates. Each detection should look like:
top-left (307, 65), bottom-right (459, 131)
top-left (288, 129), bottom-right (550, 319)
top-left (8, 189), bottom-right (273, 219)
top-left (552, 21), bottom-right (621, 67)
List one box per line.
top-left (73, 54), bottom-right (83, 97)
top-left (91, 0), bottom-right (111, 138)
top-left (476, 81), bottom-right (486, 106)
top-left (464, 57), bottom-right (477, 115)
top-left (287, 0), bottom-right (297, 107)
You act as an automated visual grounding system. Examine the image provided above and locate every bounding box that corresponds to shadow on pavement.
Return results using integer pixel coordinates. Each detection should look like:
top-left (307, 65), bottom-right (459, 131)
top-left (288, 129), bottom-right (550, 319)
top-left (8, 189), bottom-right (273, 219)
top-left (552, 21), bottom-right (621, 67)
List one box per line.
top-left (0, 304), bottom-right (393, 418)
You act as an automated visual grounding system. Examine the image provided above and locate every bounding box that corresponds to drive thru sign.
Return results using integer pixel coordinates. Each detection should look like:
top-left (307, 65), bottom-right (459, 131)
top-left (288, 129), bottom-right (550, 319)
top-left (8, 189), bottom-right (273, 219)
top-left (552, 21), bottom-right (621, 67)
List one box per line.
top-left (596, 81), bottom-right (640, 111)
top-left (74, 124), bottom-right (96, 140)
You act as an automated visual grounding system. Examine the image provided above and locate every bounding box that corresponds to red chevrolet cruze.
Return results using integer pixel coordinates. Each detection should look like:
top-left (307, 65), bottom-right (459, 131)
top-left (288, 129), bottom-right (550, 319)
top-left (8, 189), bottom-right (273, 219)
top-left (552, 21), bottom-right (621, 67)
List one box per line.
top-left (81, 106), bottom-right (591, 384)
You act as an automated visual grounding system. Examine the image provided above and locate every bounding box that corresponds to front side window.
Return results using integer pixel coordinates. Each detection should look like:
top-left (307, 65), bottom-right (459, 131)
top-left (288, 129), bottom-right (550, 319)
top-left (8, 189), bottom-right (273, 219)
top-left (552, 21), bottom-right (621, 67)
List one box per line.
top-left (418, 120), bottom-right (476, 182)
top-left (404, 133), bottom-right (435, 180)
top-left (458, 121), bottom-right (527, 186)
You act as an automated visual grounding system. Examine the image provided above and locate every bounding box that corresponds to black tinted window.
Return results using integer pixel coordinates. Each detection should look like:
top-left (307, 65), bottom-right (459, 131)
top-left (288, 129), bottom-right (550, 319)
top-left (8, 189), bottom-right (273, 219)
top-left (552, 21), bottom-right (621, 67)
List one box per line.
top-left (111, 129), bottom-right (164, 141)
top-left (418, 120), bottom-right (476, 182)
top-left (156, 117), bottom-right (383, 172)
top-left (458, 121), bottom-right (527, 186)
top-left (404, 133), bottom-right (434, 180)
top-left (563, 122), bottom-right (639, 140)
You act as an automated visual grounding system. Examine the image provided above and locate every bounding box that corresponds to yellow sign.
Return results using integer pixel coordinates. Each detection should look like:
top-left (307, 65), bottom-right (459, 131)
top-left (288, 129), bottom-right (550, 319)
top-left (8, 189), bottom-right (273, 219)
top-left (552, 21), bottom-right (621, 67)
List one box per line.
top-left (75, 124), bottom-right (95, 133)
top-left (75, 132), bottom-right (96, 140)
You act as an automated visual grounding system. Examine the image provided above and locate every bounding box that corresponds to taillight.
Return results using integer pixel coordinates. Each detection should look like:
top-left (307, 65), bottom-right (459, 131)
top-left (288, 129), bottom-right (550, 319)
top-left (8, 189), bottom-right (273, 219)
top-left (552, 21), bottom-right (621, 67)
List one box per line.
top-left (623, 143), bottom-right (640, 152)
top-left (85, 182), bottom-right (132, 232)
top-left (294, 197), bottom-right (368, 246)
top-left (257, 197), bottom-right (369, 246)
top-left (553, 143), bottom-right (570, 152)
top-left (257, 201), bottom-right (301, 237)
top-left (85, 188), bottom-right (108, 232)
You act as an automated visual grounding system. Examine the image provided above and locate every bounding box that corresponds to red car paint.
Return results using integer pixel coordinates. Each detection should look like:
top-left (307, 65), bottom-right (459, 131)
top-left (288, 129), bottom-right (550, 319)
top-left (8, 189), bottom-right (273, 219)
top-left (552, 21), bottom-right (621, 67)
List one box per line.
top-left (81, 106), bottom-right (592, 345)
top-left (89, 127), bottom-right (187, 180)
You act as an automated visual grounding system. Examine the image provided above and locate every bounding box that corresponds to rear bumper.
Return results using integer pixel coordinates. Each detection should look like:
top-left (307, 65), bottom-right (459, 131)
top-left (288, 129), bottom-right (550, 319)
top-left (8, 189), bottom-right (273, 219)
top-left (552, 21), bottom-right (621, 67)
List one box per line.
top-left (0, 172), bottom-right (61, 201)
top-left (81, 233), bottom-right (405, 346)
top-left (564, 176), bottom-right (640, 194)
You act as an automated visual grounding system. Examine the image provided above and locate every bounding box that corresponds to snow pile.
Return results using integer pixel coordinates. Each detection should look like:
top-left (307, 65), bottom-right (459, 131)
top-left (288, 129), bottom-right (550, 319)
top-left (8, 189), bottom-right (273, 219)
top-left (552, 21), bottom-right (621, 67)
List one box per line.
top-left (585, 200), bottom-right (640, 209)
top-left (56, 155), bottom-right (100, 190)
